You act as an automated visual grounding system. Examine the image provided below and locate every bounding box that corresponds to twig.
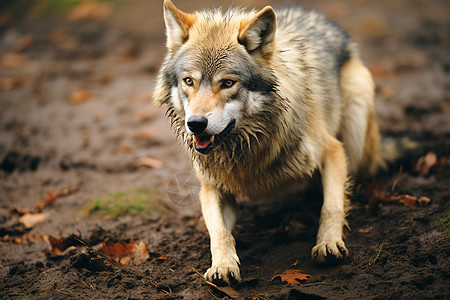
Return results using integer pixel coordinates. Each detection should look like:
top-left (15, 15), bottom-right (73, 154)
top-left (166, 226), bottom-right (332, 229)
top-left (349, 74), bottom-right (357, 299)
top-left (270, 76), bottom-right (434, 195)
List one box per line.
top-left (372, 240), bottom-right (384, 264)
top-left (81, 280), bottom-right (95, 290)
top-left (192, 267), bottom-right (240, 298)
top-left (392, 165), bottom-right (403, 192)
top-left (69, 234), bottom-right (116, 266)
top-left (302, 281), bottom-right (326, 287)
top-left (363, 240), bottom-right (384, 268)
top-left (56, 288), bottom-right (72, 296)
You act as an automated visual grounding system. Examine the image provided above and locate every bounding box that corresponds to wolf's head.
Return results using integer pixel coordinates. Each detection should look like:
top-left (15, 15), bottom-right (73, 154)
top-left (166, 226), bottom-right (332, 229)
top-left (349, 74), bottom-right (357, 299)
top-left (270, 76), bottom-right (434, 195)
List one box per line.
top-left (154, 0), bottom-right (280, 155)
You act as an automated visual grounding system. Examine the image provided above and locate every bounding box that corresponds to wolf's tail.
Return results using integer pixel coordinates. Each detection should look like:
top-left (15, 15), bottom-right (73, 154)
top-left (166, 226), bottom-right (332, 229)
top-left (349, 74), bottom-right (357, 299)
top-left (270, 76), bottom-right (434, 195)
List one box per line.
top-left (365, 136), bottom-right (421, 178)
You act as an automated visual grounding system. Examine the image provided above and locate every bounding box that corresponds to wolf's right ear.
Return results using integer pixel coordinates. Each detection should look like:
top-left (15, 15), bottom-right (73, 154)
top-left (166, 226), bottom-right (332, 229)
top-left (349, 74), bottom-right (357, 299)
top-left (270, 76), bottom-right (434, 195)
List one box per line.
top-left (238, 6), bottom-right (277, 58)
top-left (163, 0), bottom-right (196, 52)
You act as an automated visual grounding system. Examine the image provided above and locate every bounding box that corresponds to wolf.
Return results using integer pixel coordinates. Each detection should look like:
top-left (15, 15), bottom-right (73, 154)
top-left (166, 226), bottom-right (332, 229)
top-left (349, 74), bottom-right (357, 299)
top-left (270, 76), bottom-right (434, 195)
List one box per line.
top-left (154, 0), bottom-right (392, 286)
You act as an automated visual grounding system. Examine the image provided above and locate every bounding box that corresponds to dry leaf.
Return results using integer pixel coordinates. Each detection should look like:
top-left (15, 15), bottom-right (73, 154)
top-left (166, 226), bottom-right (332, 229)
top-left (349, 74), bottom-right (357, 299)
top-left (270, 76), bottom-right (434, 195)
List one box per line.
top-left (379, 85), bottom-right (395, 99)
top-left (35, 191), bottom-right (58, 210)
top-left (0, 76), bottom-right (28, 91)
top-left (156, 255), bottom-right (170, 261)
top-left (99, 73), bottom-right (114, 85)
top-left (58, 187), bottom-right (79, 197)
top-left (367, 184), bottom-right (431, 211)
top-left (1, 52), bottom-right (25, 68)
top-left (0, 13), bottom-right (12, 27)
top-left (132, 128), bottom-right (157, 140)
top-left (270, 269), bottom-right (311, 285)
top-left (50, 28), bottom-right (67, 43)
top-left (119, 144), bottom-right (133, 153)
top-left (132, 241), bottom-right (151, 263)
top-left (69, 90), bottom-right (91, 104)
top-left (13, 35), bottom-right (34, 52)
top-left (137, 92), bottom-right (152, 102)
top-left (415, 152), bottom-right (437, 176)
top-left (94, 111), bottom-right (107, 121)
top-left (68, 1), bottom-right (113, 22)
top-left (2, 233), bottom-right (48, 244)
top-left (19, 212), bottom-right (47, 228)
top-left (45, 235), bottom-right (82, 257)
top-left (133, 157), bottom-right (163, 169)
top-left (397, 195), bottom-right (431, 209)
top-left (100, 240), bottom-right (149, 265)
top-left (137, 111), bottom-right (156, 122)
top-left (358, 226), bottom-right (374, 233)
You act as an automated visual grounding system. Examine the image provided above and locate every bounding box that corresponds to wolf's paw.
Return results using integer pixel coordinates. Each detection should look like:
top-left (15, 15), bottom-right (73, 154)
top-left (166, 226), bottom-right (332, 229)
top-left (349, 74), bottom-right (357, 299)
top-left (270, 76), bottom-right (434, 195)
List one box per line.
top-left (204, 262), bottom-right (241, 286)
top-left (311, 240), bottom-right (348, 264)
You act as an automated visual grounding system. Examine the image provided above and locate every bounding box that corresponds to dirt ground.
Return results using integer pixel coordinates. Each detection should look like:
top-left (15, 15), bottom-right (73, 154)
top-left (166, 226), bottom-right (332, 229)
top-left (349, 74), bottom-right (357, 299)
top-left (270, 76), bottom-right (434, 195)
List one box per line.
top-left (1, 0), bottom-right (449, 299)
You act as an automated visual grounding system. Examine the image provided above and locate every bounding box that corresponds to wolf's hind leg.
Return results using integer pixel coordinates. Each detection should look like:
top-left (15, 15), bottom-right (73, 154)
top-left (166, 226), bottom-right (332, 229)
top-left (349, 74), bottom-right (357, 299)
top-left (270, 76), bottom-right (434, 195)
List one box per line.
top-left (199, 183), bottom-right (241, 285)
top-left (340, 57), bottom-right (380, 176)
top-left (312, 136), bottom-right (349, 263)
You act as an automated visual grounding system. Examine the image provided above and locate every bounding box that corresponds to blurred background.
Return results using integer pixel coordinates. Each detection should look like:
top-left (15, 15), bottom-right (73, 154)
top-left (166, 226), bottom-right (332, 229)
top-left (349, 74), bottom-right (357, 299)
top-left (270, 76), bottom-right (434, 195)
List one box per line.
top-left (0, 0), bottom-right (449, 241)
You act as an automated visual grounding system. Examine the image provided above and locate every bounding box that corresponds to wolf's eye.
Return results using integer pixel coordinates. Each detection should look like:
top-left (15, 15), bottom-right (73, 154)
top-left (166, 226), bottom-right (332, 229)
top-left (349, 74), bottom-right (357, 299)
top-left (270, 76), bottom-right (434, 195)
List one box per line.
top-left (183, 77), bottom-right (194, 86)
top-left (221, 79), bottom-right (236, 89)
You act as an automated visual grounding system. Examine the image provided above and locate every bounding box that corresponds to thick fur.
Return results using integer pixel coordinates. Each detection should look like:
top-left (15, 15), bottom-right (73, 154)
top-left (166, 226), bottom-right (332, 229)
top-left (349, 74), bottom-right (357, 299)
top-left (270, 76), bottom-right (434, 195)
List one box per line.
top-left (154, 0), bottom-right (387, 286)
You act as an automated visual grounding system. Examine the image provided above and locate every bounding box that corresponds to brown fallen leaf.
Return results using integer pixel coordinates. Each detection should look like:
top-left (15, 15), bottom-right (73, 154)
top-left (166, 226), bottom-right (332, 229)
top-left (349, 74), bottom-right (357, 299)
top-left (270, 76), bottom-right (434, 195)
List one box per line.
top-left (99, 73), bottom-right (114, 85)
top-left (69, 90), bottom-right (91, 104)
top-left (50, 28), bottom-right (67, 43)
top-left (367, 184), bottom-right (431, 211)
top-left (68, 1), bottom-right (113, 22)
top-left (93, 111), bottom-right (107, 121)
top-left (1, 52), bottom-right (25, 68)
top-left (379, 85), bottom-right (395, 99)
top-left (2, 232), bottom-right (48, 244)
top-left (116, 43), bottom-right (140, 63)
top-left (156, 255), bottom-right (170, 261)
top-left (270, 269), bottom-right (311, 285)
top-left (13, 35), bottom-right (35, 52)
top-left (19, 212), bottom-right (47, 228)
top-left (137, 111), bottom-right (156, 122)
top-left (137, 92), bottom-right (152, 102)
top-left (0, 13), bottom-right (12, 27)
top-left (132, 128), bottom-right (157, 140)
top-left (119, 144), bottom-right (133, 153)
top-left (0, 76), bottom-right (28, 91)
top-left (100, 240), bottom-right (149, 264)
top-left (35, 187), bottom-right (78, 211)
top-left (396, 195), bottom-right (431, 209)
top-left (133, 241), bottom-right (151, 263)
top-left (133, 157), bottom-right (164, 169)
top-left (58, 187), bottom-right (79, 197)
top-left (45, 235), bottom-right (83, 257)
top-left (358, 226), bottom-right (374, 233)
top-left (35, 191), bottom-right (58, 211)
top-left (415, 152), bottom-right (437, 176)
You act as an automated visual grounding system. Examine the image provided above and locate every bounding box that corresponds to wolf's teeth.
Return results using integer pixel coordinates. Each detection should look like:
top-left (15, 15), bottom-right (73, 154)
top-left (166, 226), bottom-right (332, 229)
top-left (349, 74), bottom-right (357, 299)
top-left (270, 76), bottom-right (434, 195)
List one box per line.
top-left (210, 135), bottom-right (215, 143)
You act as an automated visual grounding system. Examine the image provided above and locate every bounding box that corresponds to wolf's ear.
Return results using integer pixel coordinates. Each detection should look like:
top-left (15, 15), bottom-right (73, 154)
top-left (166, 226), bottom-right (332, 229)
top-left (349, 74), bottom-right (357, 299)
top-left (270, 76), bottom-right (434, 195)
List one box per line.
top-left (238, 6), bottom-right (277, 57)
top-left (163, 0), bottom-right (196, 51)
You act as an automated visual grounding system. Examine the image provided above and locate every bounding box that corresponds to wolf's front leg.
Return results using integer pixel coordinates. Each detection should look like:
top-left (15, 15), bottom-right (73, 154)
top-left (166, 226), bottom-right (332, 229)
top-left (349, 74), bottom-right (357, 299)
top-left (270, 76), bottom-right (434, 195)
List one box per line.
top-left (312, 136), bottom-right (349, 264)
top-left (200, 182), bottom-right (241, 285)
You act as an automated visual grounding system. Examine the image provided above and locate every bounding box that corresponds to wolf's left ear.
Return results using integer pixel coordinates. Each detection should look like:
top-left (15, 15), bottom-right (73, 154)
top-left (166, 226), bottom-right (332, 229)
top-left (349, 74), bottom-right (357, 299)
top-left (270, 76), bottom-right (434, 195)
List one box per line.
top-left (239, 6), bottom-right (277, 57)
top-left (163, 0), bottom-right (196, 52)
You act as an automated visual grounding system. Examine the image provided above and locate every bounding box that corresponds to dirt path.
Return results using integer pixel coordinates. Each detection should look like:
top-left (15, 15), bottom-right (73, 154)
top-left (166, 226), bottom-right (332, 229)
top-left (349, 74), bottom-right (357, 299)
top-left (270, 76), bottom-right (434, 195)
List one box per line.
top-left (1, 0), bottom-right (449, 299)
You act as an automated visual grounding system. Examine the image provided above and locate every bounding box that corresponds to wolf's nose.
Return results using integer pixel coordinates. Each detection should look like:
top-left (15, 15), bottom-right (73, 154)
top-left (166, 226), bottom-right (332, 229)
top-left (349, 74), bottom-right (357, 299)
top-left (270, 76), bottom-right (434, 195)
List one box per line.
top-left (187, 116), bottom-right (208, 133)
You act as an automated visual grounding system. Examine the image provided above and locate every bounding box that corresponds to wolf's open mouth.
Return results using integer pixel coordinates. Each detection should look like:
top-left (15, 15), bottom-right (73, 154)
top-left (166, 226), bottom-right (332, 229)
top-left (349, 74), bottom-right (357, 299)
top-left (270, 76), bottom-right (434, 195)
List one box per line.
top-left (193, 119), bottom-right (236, 154)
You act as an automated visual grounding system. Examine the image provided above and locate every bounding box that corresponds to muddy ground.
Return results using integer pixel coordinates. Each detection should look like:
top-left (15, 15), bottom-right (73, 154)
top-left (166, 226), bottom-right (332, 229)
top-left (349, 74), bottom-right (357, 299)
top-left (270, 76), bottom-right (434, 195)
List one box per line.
top-left (0, 0), bottom-right (449, 299)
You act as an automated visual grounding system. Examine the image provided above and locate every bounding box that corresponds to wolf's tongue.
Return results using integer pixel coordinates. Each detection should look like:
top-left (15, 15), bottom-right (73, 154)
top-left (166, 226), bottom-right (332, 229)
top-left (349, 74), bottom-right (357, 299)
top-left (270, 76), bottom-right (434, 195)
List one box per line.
top-left (194, 136), bottom-right (212, 149)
